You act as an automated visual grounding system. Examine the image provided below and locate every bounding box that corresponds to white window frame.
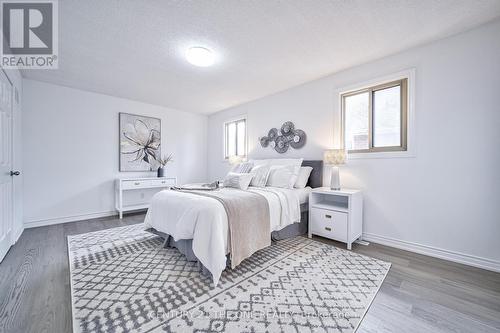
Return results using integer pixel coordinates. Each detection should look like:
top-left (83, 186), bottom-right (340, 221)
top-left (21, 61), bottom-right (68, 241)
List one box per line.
top-left (337, 69), bottom-right (416, 159)
top-left (223, 116), bottom-right (247, 160)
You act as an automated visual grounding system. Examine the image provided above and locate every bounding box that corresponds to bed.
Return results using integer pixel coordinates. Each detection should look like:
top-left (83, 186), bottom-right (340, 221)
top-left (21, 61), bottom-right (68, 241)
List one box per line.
top-left (144, 160), bottom-right (323, 285)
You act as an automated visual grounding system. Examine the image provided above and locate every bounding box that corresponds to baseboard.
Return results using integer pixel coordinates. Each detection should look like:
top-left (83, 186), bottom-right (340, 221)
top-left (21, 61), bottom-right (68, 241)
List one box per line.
top-left (363, 232), bottom-right (500, 273)
top-left (12, 226), bottom-right (24, 244)
top-left (0, 231), bottom-right (12, 262)
top-left (24, 211), bottom-right (118, 229)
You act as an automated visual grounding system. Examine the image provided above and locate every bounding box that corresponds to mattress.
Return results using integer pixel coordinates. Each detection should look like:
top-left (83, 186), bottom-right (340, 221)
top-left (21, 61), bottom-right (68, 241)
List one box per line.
top-left (294, 186), bottom-right (312, 204)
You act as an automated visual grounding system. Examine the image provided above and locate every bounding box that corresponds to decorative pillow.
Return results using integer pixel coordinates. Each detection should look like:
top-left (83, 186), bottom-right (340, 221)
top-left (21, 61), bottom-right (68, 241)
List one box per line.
top-left (250, 164), bottom-right (271, 187)
top-left (266, 165), bottom-right (298, 188)
top-left (274, 158), bottom-right (303, 187)
top-left (270, 158), bottom-right (304, 166)
top-left (294, 166), bottom-right (313, 188)
top-left (250, 158), bottom-right (303, 167)
top-left (231, 162), bottom-right (254, 173)
top-left (248, 159), bottom-right (272, 167)
top-left (223, 172), bottom-right (254, 190)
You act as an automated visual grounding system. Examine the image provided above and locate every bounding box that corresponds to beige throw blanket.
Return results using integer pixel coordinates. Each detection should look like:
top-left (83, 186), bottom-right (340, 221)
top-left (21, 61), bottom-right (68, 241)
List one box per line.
top-left (174, 188), bottom-right (271, 268)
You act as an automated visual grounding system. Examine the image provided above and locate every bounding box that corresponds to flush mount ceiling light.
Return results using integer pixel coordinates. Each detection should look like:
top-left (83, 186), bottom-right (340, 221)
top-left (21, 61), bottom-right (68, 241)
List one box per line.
top-left (186, 47), bottom-right (215, 67)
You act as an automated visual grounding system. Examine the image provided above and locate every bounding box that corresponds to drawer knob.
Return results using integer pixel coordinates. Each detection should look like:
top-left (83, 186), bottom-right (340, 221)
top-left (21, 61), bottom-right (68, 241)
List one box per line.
top-left (325, 214), bottom-right (332, 219)
top-left (134, 182), bottom-right (140, 185)
top-left (325, 227), bottom-right (332, 231)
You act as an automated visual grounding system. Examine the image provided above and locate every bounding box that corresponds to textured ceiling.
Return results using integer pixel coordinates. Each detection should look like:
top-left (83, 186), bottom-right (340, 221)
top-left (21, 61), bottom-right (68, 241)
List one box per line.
top-left (22, 0), bottom-right (500, 114)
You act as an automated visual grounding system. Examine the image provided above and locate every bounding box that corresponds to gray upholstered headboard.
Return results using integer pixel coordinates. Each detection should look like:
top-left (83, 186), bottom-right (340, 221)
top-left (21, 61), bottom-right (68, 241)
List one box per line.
top-left (302, 160), bottom-right (323, 188)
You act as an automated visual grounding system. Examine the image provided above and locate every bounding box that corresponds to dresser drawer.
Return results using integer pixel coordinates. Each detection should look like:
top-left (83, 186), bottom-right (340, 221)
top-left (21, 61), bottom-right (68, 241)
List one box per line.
top-left (310, 208), bottom-right (348, 242)
top-left (150, 178), bottom-right (176, 187)
top-left (122, 180), bottom-right (152, 190)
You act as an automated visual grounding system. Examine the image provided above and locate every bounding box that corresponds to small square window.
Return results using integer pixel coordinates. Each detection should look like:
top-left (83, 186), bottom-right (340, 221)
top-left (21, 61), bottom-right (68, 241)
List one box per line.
top-left (342, 79), bottom-right (407, 153)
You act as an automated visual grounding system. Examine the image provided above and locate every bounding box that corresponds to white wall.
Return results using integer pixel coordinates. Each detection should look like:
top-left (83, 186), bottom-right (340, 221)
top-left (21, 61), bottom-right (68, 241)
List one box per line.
top-left (23, 80), bottom-right (208, 226)
top-left (208, 20), bottom-right (500, 270)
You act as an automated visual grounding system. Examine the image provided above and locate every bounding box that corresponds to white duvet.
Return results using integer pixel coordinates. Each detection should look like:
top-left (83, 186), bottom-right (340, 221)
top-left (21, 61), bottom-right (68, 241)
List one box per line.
top-left (144, 186), bottom-right (301, 285)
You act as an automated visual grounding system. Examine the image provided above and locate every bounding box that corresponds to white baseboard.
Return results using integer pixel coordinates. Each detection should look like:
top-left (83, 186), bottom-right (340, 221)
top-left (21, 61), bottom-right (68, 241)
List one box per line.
top-left (363, 232), bottom-right (500, 273)
top-left (12, 226), bottom-right (24, 244)
top-left (0, 231), bottom-right (12, 262)
top-left (24, 211), bottom-right (118, 229)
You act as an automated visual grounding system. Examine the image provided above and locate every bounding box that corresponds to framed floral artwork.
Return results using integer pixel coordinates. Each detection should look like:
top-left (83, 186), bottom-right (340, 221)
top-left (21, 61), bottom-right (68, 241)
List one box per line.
top-left (119, 113), bottom-right (161, 171)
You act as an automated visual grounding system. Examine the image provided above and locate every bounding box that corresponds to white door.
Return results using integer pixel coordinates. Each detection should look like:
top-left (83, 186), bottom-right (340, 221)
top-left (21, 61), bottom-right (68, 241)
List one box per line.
top-left (0, 70), bottom-right (14, 262)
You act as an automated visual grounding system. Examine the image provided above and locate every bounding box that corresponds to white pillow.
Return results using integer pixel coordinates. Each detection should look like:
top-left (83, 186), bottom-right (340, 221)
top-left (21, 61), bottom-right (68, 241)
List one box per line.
top-left (273, 158), bottom-right (303, 188)
top-left (250, 164), bottom-right (271, 187)
top-left (250, 158), bottom-right (303, 166)
top-left (223, 172), bottom-right (253, 190)
top-left (294, 166), bottom-right (313, 189)
top-left (249, 159), bottom-right (303, 187)
top-left (266, 165), bottom-right (298, 188)
top-left (248, 159), bottom-right (272, 167)
top-left (270, 158), bottom-right (304, 166)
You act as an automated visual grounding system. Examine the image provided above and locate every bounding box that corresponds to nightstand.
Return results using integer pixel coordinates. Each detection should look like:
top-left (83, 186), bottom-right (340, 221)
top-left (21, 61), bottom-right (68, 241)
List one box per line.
top-left (308, 187), bottom-right (363, 250)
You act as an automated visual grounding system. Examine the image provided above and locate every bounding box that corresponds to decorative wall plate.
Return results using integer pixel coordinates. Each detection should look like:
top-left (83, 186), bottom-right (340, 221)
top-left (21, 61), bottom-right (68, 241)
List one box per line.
top-left (268, 128), bottom-right (278, 140)
top-left (259, 136), bottom-right (269, 147)
top-left (290, 129), bottom-right (306, 149)
top-left (281, 121), bottom-right (294, 134)
top-left (274, 135), bottom-right (289, 153)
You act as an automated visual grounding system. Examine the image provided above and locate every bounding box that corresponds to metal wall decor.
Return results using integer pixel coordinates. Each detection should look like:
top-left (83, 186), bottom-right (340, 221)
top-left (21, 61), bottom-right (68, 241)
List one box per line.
top-left (259, 121), bottom-right (306, 153)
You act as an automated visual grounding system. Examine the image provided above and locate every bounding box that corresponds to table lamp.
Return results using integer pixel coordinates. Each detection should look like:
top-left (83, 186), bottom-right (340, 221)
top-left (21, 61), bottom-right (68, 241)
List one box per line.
top-left (324, 149), bottom-right (346, 190)
top-left (228, 155), bottom-right (245, 165)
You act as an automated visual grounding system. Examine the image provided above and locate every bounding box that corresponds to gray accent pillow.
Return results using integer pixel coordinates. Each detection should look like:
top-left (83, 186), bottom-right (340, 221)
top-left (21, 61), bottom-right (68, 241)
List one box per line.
top-left (232, 162), bottom-right (254, 173)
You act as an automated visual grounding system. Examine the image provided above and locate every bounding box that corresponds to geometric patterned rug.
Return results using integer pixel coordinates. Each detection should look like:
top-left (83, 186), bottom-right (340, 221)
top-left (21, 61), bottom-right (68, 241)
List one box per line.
top-left (68, 224), bottom-right (390, 333)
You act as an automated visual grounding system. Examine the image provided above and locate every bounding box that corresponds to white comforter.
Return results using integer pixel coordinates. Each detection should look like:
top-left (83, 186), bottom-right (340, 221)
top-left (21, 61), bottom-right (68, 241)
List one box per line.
top-left (144, 186), bottom-right (301, 285)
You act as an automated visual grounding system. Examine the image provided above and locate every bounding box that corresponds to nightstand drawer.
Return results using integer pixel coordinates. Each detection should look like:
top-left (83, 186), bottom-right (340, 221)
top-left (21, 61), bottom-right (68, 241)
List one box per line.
top-left (150, 178), bottom-right (176, 187)
top-left (311, 208), bottom-right (348, 242)
top-left (122, 180), bottom-right (151, 190)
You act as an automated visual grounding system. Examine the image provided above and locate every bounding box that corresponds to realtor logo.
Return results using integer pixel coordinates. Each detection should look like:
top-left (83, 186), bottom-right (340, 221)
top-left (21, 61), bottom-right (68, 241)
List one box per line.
top-left (1, 0), bottom-right (58, 69)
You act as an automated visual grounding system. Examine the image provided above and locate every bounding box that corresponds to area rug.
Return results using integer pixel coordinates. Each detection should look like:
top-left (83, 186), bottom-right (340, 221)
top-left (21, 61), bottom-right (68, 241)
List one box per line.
top-left (68, 224), bottom-right (390, 333)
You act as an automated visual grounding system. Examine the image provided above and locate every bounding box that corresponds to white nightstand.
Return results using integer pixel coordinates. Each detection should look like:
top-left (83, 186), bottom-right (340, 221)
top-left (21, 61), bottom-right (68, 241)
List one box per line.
top-left (308, 187), bottom-right (363, 250)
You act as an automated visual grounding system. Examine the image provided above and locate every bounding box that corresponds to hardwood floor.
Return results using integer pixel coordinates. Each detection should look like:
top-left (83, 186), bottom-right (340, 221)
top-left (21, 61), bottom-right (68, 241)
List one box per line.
top-left (0, 213), bottom-right (499, 333)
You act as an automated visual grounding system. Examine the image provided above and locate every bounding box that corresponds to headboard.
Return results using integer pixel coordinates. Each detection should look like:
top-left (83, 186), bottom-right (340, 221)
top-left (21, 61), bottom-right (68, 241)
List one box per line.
top-left (302, 160), bottom-right (323, 188)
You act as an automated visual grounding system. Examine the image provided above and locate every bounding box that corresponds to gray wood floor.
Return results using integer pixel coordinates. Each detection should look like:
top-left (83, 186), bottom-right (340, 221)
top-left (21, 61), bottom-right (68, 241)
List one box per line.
top-left (0, 213), bottom-right (499, 333)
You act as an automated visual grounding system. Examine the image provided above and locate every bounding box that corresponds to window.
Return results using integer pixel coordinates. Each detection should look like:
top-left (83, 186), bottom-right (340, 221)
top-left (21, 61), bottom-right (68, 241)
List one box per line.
top-left (224, 118), bottom-right (246, 159)
top-left (342, 78), bottom-right (408, 153)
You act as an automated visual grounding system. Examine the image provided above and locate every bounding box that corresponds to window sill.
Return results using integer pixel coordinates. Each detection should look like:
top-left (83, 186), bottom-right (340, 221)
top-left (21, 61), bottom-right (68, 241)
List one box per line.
top-left (348, 149), bottom-right (416, 160)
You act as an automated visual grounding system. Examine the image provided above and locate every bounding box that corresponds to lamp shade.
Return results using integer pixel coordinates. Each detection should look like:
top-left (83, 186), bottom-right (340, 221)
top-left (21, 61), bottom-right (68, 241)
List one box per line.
top-left (323, 149), bottom-right (346, 166)
top-left (228, 155), bottom-right (245, 165)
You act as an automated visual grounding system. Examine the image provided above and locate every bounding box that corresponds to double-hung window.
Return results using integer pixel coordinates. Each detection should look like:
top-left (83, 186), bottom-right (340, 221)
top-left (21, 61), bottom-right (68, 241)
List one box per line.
top-left (342, 78), bottom-right (408, 153)
top-left (224, 117), bottom-right (246, 159)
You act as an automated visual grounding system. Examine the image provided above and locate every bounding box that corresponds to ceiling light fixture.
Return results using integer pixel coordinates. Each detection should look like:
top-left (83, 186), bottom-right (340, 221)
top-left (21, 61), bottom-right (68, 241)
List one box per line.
top-left (186, 46), bottom-right (215, 67)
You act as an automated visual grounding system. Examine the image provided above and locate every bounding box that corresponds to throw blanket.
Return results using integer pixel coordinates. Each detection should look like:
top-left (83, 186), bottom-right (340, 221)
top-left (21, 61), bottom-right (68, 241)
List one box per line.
top-left (173, 188), bottom-right (271, 268)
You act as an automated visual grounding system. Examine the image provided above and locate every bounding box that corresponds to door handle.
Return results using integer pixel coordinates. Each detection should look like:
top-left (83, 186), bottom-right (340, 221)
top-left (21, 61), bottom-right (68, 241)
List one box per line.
top-left (10, 171), bottom-right (20, 176)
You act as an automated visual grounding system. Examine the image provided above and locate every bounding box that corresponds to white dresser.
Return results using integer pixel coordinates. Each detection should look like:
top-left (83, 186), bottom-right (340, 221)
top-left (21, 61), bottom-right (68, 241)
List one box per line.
top-left (115, 177), bottom-right (176, 218)
top-left (308, 187), bottom-right (363, 250)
